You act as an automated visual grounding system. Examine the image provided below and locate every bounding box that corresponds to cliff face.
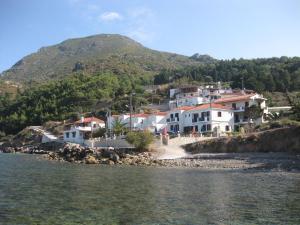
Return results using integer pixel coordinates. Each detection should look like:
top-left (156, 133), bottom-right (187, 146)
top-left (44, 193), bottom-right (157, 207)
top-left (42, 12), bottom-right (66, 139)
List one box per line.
top-left (184, 126), bottom-right (300, 154)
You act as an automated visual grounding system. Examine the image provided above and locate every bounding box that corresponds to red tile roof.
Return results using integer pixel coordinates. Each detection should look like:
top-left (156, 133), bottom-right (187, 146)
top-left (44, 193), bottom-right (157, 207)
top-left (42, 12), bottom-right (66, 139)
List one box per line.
top-left (214, 94), bottom-right (255, 104)
top-left (187, 103), bottom-right (231, 111)
top-left (131, 113), bottom-right (150, 118)
top-left (152, 112), bottom-right (168, 116)
top-left (172, 106), bottom-right (195, 111)
top-left (75, 117), bottom-right (105, 124)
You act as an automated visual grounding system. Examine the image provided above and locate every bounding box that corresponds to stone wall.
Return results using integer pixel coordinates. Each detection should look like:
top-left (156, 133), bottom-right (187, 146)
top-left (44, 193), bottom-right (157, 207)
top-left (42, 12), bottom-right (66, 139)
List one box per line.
top-left (184, 126), bottom-right (300, 154)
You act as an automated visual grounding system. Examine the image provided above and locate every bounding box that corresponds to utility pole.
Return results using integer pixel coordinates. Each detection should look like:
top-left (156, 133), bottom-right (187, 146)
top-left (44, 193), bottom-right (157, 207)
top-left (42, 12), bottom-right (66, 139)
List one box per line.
top-left (241, 77), bottom-right (245, 94)
top-left (129, 92), bottom-right (133, 131)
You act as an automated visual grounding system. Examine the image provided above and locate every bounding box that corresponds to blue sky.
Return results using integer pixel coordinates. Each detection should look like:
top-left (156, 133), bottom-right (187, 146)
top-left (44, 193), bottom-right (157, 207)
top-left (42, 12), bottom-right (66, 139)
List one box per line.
top-left (1, 0), bottom-right (300, 72)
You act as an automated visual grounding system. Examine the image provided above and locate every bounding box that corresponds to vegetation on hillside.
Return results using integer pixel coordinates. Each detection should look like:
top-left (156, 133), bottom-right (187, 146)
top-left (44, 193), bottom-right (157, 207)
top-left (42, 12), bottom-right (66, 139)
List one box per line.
top-left (154, 57), bottom-right (300, 92)
top-left (1, 34), bottom-right (200, 83)
top-left (0, 73), bottom-right (148, 135)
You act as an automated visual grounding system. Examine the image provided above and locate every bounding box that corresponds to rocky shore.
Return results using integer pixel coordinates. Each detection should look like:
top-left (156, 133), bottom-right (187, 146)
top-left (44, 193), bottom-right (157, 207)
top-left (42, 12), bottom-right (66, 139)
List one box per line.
top-left (1, 143), bottom-right (300, 171)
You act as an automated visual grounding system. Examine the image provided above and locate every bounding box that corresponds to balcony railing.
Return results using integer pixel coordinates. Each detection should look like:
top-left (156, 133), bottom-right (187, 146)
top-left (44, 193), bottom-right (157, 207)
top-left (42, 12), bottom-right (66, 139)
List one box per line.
top-left (167, 117), bottom-right (179, 122)
top-left (192, 117), bottom-right (210, 123)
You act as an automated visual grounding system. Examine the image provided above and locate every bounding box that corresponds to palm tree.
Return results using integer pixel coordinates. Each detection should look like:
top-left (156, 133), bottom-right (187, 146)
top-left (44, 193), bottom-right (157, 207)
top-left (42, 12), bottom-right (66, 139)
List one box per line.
top-left (113, 118), bottom-right (127, 136)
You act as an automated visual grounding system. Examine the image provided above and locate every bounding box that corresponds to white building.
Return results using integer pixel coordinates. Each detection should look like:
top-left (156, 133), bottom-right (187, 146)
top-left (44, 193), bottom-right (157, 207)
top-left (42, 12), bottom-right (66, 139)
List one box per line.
top-left (166, 106), bottom-right (195, 133)
top-left (169, 85), bottom-right (233, 109)
top-left (107, 113), bottom-right (149, 131)
top-left (63, 117), bottom-right (105, 144)
top-left (166, 104), bottom-right (234, 134)
top-left (141, 112), bottom-right (167, 132)
top-left (214, 93), bottom-right (267, 130)
top-left (108, 112), bottom-right (168, 133)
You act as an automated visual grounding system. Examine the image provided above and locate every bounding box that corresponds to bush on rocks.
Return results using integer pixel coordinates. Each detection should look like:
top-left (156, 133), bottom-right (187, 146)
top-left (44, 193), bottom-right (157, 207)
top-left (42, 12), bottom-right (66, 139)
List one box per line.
top-left (126, 131), bottom-right (154, 152)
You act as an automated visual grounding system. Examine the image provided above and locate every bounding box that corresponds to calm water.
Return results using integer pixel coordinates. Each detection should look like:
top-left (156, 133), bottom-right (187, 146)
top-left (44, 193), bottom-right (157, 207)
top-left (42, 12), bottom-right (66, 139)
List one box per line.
top-left (0, 154), bottom-right (300, 225)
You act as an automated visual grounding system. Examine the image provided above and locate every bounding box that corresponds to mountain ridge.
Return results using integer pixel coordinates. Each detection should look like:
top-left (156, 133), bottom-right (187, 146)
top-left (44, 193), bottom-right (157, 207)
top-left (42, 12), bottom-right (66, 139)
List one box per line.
top-left (1, 34), bottom-right (205, 83)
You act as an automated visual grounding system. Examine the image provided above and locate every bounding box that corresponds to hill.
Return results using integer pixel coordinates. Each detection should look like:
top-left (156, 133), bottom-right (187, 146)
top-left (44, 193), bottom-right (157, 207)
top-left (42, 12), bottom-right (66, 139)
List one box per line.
top-left (1, 34), bottom-right (201, 83)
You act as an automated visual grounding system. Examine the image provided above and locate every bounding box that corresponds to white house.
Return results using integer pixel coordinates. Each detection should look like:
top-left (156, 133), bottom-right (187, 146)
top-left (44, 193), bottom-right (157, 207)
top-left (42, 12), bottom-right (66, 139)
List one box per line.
top-left (169, 85), bottom-right (233, 109)
top-left (166, 106), bottom-right (195, 133)
top-left (214, 93), bottom-right (267, 130)
top-left (166, 104), bottom-right (234, 134)
top-left (182, 103), bottom-right (234, 134)
top-left (141, 112), bottom-right (167, 132)
top-left (108, 113), bottom-right (149, 131)
top-left (108, 112), bottom-right (168, 133)
top-left (63, 117), bottom-right (105, 145)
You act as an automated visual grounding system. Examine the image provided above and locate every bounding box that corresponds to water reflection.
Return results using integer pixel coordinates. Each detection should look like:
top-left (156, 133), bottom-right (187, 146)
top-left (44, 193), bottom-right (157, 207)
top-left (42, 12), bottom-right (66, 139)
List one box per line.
top-left (0, 154), bottom-right (299, 224)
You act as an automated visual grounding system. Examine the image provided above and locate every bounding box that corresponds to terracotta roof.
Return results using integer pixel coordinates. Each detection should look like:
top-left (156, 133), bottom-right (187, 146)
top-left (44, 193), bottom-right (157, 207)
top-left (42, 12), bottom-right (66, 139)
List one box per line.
top-left (214, 94), bottom-right (255, 104)
top-left (172, 106), bottom-right (195, 111)
top-left (152, 112), bottom-right (168, 116)
top-left (131, 113), bottom-right (150, 118)
top-left (187, 103), bottom-right (231, 111)
top-left (75, 117), bottom-right (105, 124)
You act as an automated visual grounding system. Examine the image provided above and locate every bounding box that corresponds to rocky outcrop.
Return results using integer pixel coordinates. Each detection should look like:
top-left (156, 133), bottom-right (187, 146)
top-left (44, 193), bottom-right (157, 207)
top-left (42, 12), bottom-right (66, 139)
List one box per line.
top-left (0, 146), bottom-right (49, 154)
top-left (44, 143), bottom-right (155, 166)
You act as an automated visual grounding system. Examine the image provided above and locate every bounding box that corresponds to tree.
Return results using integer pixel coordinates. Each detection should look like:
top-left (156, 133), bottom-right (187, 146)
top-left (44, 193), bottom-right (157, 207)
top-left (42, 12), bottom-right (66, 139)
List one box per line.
top-left (126, 130), bottom-right (154, 151)
top-left (244, 105), bottom-right (264, 123)
top-left (112, 118), bottom-right (127, 136)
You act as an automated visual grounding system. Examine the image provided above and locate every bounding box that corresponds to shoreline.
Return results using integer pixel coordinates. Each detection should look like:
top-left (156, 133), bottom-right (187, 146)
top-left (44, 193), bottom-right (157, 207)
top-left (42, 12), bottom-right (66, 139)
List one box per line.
top-left (1, 145), bottom-right (300, 172)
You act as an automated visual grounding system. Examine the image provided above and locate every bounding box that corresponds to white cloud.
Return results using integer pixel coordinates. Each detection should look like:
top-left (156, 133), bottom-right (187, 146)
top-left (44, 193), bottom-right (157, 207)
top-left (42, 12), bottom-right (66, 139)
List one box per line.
top-left (126, 7), bottom-right (156, 43)
top-left (100, 12), bottom-right (123, 21)
top-left (127, 27), bottom-right (155, 43)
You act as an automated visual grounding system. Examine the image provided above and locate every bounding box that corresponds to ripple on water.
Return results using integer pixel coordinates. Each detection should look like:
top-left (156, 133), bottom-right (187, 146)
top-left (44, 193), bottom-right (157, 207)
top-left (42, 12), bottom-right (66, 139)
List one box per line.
top-left (0, 154), bottom-right (300, 225)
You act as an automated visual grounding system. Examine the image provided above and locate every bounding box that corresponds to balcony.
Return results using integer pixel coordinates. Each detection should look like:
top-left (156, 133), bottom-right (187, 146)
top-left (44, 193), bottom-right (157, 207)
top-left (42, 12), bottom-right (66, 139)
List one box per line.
top-left (233, 106), bottom-right (245, 112)
top-left (167, 117), bottom-right (179, 123)
top-left (193, 117), bottom-right (210, 123)
top-left (234, 118), bottom-right (249, 124)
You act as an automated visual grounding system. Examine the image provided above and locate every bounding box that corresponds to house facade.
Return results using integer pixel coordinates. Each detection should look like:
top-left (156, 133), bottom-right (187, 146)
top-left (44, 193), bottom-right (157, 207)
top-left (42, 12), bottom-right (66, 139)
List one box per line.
top-left (214, 93), bottom-right (267, 130)
top-left (63, 117), bottom-right (105, 144)
top-left (166, 104), bottom-right (234, 134)
top-left (141, 112), bottom-right (167, 132)
top-left (169, 85), bottom-right (233, 109)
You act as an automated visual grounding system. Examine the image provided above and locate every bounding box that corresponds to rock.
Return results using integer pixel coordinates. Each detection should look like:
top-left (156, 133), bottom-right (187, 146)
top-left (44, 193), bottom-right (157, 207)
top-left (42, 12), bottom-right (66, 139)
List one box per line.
top-left (85, 156), bottom-right (98, 164)
top-left (2, 147), bottom-right (15, 153)
top-left (101, 149), bottom-right (114, 158)
top-left (110, 153), bottom-right (120, 163)
top-left (107, 160), bottom-right (115, 165)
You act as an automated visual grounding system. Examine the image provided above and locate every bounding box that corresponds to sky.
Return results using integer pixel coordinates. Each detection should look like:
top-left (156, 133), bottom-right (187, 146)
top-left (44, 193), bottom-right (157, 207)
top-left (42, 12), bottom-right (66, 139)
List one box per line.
top-left (1, 0), bottom-right (300, 72)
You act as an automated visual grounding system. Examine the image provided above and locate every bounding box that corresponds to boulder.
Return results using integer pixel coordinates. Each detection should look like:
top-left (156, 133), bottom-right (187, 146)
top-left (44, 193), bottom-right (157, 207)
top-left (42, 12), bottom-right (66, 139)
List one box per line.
top-left (110, 153), bottom-right (120, 163)
top-left (85, 155), bottom-right (98, 164)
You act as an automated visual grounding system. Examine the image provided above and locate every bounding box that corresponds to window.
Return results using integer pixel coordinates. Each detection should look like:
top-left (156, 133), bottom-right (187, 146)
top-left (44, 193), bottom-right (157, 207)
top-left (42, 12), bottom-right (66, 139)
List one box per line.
top-left (93, 124), bottom-right (97, 128)
top-left (72, 132), bottom-right (76, 138)
top-left (65, 132), bottom-right (69, 138)
top-left (207, 124), bottom-right (211, 131)
top-left (245, 102), bottom-right (249, 108)
top-left (218, 112), bottom-right (222, 117)
top-left (175, 113), bottom-right (179, 118)
top-left (232, 103), bottom-right (236, 109)
top-left (225, 125), bottom-right (230, 131)
top-left (170, 125), bottom-right (174, 131)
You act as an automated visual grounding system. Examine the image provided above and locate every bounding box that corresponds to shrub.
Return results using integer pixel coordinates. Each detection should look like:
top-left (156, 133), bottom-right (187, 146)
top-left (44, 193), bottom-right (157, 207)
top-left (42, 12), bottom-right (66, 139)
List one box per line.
top-left (92, 128), bottom-right (106, 138)
top-left (126, 130), bottom-right (154, 151)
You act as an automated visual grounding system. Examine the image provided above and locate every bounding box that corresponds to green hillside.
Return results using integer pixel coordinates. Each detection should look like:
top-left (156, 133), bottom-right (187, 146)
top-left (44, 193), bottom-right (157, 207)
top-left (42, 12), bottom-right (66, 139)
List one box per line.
top-left (1, 34), bottom-right (201, 83)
